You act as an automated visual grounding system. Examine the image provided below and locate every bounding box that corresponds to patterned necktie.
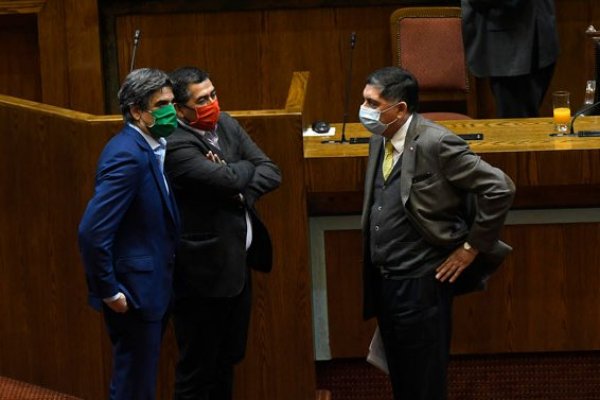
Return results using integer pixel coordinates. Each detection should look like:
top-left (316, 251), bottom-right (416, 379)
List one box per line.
top-left (205, 130), bottom-right (220, 150)
top-left (382, 140), bottom-right (394, 180)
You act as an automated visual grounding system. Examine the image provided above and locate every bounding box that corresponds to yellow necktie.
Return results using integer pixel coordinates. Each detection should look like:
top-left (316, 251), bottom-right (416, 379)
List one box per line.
top-left (382, 140), bottom-right (394, 180)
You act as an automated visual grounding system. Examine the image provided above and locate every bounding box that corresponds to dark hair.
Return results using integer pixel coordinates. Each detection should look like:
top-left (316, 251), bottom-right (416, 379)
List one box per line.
top-left (117, 68), bottom-right (172, 122)
top-left (366, 67), bottom-right (419, 112)
top-left (169, 67), bottom-right (211, 104)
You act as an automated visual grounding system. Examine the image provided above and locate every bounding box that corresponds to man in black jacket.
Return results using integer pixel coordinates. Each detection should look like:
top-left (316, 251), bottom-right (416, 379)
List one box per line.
top-left (461, 0), bottom-right (559, 117)
top-left (165, 67), bottom-right (281, 400)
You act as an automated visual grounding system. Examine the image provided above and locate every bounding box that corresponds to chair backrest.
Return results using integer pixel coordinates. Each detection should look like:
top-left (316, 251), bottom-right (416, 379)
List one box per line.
top-left (390, 7), bottom-right (472, 117)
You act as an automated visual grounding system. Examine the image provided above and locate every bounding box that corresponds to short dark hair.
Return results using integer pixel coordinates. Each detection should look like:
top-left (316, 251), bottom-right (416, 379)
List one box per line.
top-left (169, 67), bottom-right (211, 104)
top-left (117, 68), bottom-right (172, 122)
top-left (366, 67), bottom-right (419, 113)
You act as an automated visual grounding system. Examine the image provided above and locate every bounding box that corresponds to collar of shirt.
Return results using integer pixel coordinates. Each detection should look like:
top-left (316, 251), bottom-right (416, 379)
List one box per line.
top-left (384, 113), bottom-right (413, 156)
top-left (127, 122), bottom-right (162, 151)
top-left (128, 123), bottom-right (169, 193)
top-left (177, 118), bottom-right (219, 136)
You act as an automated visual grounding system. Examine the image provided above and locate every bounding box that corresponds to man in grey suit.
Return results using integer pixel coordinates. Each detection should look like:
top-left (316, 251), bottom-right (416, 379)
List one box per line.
top-left (359, 67), bottom-right (515, 399)
top-left (164, 67), bottom-right (281, 400)
top-left (461, 0), bottom-right (559, 117)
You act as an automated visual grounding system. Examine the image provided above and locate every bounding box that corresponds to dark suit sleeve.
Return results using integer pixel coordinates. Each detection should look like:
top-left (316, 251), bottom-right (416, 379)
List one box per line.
top-left (78, 149), bottom-right (142, 299)
top-left (166, 135), bottom-right (256, 197)
top-left (229, 118), bottom-right (282, 206)
top-left (436, 133), bottom-right (515, 252)
top-left (467, 0), bottom-right (522, 10)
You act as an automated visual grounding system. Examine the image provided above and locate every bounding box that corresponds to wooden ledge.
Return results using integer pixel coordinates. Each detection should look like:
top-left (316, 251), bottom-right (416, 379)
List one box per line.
top-left (0, 0), bottom-right (46, 15)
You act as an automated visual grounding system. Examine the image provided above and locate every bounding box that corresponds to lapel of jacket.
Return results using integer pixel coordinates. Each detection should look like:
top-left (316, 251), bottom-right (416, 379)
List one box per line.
top-left (362, 134), bottom-right (383, 229)
top-left (400, 113), bottom-right (421, 206)
top-left (127, 125), bottom-right (178, 228)
top-left (179, 122), bottom-right (227, 160)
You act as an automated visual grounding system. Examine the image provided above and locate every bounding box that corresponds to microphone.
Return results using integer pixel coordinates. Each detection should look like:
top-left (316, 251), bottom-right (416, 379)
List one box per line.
top-left (129, 29), bottom-right (141, 72)
top-left (341, 32), bottom-right (357, 143)
top-left (323, 32), bottom-right (357, 144)
top-left (569, 100), bottom-right (600, 136)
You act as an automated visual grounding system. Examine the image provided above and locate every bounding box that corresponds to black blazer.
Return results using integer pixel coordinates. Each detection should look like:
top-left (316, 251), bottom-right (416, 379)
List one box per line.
top-left (461, 0), bottom-right (559, 77)
top-left (165, 112), bottom-right (281, 298)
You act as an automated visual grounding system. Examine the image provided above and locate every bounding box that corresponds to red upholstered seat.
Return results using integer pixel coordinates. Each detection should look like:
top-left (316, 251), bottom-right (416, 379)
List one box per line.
top-left (390, 7), bottom-right (474, 120)
top-left (421, 112), bottom-right (472, 121)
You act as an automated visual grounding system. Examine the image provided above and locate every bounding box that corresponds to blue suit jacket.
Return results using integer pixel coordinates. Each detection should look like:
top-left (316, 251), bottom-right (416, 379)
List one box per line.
top-left (79, 124), bottom-right (180, 321)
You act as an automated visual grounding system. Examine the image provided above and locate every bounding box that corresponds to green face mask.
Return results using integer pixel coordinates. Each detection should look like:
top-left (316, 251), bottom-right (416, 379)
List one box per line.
top-left (148, 104), bottom-right (177, 138)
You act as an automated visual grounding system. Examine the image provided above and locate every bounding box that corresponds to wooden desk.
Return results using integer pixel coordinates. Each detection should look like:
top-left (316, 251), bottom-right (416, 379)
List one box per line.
top-left (305, 118), bottom-right (600, 214)
top-left (304, 117), bottom-right (600, 358)
top-left (305, 117), bottom-right (600, 156)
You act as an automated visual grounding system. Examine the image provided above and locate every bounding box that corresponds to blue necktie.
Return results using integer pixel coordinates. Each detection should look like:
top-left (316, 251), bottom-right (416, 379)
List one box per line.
top-left (154, 138), bottom-right (169, 192)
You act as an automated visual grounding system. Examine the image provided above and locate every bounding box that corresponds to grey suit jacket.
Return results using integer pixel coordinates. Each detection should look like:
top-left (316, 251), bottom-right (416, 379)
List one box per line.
top-left (362, 114), bottom-right (515, 316)
top-left (461, 0), bottom-right (559, 77)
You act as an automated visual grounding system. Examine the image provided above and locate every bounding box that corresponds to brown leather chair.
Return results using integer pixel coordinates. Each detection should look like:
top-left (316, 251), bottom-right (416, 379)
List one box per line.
top-left (390, 7), bottom-right (474, 120)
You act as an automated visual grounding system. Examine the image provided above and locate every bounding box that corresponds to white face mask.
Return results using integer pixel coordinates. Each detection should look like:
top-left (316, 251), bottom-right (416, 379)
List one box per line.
top-left (358, 102), bottom-right (400, 135)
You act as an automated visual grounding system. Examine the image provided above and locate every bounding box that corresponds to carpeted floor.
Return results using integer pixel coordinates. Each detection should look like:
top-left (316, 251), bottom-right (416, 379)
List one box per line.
top-left (0, 376), bottom-right (82, 400)
top-left (316, 352), bottom-right (600, 400)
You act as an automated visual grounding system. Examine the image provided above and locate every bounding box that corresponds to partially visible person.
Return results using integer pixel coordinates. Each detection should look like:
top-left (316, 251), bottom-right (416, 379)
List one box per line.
top-left (359, 66), bottom-right (515, 399)
top-left (164, 67), bottom-right (281, 400)
top-left (461, 0), bottom-right (559, 117)
top-left (78, 68), bottom-right (180, 400)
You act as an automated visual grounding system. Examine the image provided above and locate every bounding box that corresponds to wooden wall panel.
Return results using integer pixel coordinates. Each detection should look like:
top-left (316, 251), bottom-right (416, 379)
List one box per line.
top-left (37, 0), bottom-right (104, 113)
top-left (324, 230), bottom-right (376, 358)
top-left (62, 0), bottom-right (105, 113)
top-left (322, 222), bottom-right (600, 358)
top-left (453, 222), bottom-right (600, 354)
top-left (231, 115), bottom-right (315, 400)
top-left (0, 14), bottom-right (41, 101)
top-left (37, 0), bottom-right (68, 108)
top-left (111, 5), bottom-right (428, 118)
top-left (0, 98), bottom-right (119, 398)
top-left (114, 12), bottom-right (265, 109)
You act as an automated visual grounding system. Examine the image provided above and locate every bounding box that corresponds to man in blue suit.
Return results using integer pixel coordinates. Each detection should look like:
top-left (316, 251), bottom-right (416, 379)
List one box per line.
top-left (79, 68), bottom-right (181, 400)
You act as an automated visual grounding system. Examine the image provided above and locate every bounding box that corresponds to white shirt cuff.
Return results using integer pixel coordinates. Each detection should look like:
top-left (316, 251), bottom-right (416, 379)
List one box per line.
top-left (103, 292), bottom-right (123, 303)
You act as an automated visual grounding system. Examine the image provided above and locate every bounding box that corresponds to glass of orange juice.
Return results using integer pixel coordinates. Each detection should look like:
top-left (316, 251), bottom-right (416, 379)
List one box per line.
top-left (552, 91), bottom-right (571, 133)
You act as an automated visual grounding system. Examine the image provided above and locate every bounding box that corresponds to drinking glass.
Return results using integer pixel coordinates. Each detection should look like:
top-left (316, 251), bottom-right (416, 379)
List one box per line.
top-left (552, 91), bottom-right (571, 133)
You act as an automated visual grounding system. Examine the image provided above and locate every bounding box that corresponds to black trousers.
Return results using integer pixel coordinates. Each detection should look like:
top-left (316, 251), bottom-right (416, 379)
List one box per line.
top-left (376, 273), bottom-right (453, 400)
top-left (173, 276), bottom-right (252, 400)
top-left (489, 63), bottom-right (555, 118)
